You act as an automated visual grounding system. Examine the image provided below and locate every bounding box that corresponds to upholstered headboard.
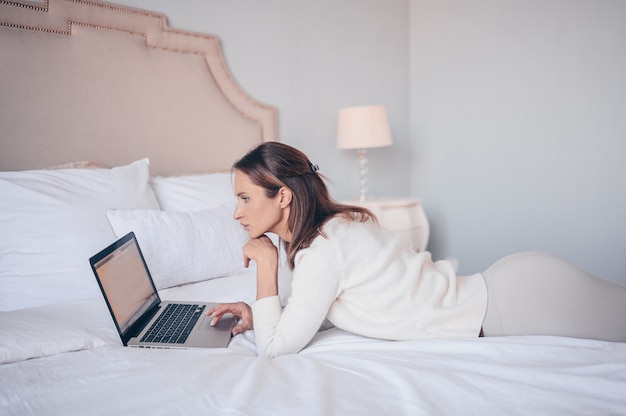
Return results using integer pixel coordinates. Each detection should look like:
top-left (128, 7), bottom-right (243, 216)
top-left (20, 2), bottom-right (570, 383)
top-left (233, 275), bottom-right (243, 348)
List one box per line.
top-left (0, 0), bottom-right (278, 175)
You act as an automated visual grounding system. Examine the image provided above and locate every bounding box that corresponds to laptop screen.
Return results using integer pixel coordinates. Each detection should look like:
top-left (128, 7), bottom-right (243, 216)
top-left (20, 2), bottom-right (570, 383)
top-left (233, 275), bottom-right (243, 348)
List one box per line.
top-left (91, 234), bottom-right (158, 335)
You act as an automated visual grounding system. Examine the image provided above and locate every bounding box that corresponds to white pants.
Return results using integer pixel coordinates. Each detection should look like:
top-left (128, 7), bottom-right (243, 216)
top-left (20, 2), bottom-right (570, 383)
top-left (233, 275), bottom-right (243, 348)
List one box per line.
top-left (481, 252), bottom-right (626, 342)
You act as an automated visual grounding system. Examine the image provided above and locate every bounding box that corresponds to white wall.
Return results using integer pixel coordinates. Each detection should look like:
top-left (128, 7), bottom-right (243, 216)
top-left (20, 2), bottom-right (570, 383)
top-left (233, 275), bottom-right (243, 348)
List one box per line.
top-left (113, 0), bottom-right (410, 201)
top-left (410, 0), bottom-right (626, 284)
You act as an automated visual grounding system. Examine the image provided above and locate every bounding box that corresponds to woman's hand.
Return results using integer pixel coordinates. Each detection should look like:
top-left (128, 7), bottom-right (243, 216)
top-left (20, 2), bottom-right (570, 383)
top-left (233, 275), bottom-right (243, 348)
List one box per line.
top-left (242, 235), bottom-right (278, 268)
top-left (206, 302), bottom-right (253, 336)
top-left (243, 235), bottom-right (280, 300)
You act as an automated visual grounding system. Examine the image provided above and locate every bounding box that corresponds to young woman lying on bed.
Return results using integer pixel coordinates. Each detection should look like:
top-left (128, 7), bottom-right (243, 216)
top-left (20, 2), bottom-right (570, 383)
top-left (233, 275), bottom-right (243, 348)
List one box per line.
top-left (208, 142), bottom-right (626, 358)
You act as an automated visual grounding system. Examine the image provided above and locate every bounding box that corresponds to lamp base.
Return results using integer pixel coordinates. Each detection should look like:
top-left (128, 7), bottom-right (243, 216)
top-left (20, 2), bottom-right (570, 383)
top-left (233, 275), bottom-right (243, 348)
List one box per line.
top-left (357, 148), bottom-right (368, 201)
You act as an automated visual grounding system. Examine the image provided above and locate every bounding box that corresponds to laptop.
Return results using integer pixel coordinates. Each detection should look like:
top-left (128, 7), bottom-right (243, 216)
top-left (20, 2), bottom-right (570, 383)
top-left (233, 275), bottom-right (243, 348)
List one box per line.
top-left (89, 232), bottom-right (235, 349)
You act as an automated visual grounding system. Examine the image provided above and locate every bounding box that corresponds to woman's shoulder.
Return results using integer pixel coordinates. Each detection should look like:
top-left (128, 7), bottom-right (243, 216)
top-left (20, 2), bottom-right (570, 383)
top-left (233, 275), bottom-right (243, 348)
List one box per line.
top-left (295, 215), bottom-right (384, 267)
top-left (321, 214), bottom-right (379, 240)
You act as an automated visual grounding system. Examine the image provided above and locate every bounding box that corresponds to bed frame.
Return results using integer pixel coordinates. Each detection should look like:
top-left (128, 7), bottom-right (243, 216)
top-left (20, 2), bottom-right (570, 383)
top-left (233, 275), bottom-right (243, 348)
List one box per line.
top-left (0, 0), bottom-right (277, 175)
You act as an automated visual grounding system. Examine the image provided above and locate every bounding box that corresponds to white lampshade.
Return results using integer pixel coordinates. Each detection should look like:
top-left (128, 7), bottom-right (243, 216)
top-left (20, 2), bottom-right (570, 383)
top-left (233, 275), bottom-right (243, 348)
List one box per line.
top-left (337, 105), bottom-right (393, 150)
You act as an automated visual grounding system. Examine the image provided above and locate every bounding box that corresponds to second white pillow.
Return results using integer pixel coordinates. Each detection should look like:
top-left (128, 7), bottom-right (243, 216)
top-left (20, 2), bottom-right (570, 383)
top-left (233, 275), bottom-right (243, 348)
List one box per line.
top-left (106, 202), bottom-right (248, 289)
top-left (149, 172), bottom-right (234, 212)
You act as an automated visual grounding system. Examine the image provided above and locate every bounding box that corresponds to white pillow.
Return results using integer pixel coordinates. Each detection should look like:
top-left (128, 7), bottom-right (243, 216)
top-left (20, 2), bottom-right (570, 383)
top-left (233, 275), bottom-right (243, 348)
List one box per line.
top-left (105, 202), bottom-right (248, 289)
top-left (0, 299), bottom-right (116, 364)
top-left (149, 172), bottom-right (234, 212)
top-left (0, 159), bottom-right (160, 311)
top-left (0, 312), bottom-right (108, 364)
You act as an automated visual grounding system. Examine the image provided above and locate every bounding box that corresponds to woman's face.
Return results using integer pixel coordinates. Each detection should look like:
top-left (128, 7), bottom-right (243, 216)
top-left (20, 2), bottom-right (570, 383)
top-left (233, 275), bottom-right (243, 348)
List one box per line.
top-left (233, 171), bottom-right (291, 240)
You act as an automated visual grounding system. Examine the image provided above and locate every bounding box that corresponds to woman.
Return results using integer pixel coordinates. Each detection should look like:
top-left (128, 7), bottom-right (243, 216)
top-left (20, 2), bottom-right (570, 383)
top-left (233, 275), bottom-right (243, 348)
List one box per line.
top-left (208, 142), bottom-right (626, 358)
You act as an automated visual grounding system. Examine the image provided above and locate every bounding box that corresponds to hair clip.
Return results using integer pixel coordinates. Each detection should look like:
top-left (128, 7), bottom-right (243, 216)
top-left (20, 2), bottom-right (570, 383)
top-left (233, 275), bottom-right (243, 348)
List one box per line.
top-left (309, 163), bottom-right (319, 175)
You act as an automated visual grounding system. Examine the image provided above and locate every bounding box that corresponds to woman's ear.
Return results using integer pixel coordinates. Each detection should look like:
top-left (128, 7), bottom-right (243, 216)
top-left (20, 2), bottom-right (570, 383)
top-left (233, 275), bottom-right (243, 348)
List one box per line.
top-left (279, 187), bottom-right (292, 208)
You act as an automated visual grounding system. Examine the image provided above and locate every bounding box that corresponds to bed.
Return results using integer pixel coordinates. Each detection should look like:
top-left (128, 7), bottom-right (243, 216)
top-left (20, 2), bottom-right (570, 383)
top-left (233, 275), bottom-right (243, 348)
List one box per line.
top-left (1, 1), bottom-right (625, 415)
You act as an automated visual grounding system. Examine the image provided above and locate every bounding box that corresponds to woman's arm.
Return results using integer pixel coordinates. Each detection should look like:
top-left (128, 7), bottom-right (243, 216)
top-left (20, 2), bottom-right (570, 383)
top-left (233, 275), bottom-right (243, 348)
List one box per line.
top-left (253, 242), bottom-right (342, 358)
top-left (208, 234), bottom-right (342, 357)
top-left (205, 235), bottom-right (279, 335)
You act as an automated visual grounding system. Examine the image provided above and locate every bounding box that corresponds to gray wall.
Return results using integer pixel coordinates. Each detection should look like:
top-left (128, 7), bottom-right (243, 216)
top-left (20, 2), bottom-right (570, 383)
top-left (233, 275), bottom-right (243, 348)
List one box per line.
top-left (410, 0), bottom-right (626, 284)
top-left (115, 0), bottom-right (625, 285)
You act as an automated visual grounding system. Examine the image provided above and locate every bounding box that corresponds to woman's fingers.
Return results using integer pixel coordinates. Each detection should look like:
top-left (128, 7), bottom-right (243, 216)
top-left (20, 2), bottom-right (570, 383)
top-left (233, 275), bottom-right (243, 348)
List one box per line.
top-left (232, 321), bottom-right (249, 336)
top-left (206, 304), bottom-right (234, 325)
top-left (205, 302), bottom-right (252, 332)
top-left (206, 304), bottom-right (229, 322)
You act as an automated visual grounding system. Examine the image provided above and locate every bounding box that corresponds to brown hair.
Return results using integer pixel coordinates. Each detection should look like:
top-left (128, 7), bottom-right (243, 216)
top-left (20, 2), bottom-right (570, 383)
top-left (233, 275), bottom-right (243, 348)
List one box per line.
top-left (233, 142), bottom-right (376, 269)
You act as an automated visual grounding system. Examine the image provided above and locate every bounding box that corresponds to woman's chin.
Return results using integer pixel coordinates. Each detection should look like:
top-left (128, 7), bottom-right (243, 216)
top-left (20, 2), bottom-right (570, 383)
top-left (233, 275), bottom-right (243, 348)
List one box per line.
top-left (247, 230), bottom-right (262, 239)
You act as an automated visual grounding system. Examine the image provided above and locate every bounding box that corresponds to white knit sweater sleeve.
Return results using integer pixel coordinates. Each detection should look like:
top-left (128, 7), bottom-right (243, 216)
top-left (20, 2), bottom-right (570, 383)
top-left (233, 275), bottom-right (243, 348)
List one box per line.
top-left (252, 236), bottom-right (342, 358)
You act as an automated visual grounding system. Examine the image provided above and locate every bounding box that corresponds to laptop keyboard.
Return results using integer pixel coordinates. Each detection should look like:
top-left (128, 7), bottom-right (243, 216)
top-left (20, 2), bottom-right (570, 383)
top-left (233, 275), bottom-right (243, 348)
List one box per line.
top-left (140, 303), bottom-right (206, 344)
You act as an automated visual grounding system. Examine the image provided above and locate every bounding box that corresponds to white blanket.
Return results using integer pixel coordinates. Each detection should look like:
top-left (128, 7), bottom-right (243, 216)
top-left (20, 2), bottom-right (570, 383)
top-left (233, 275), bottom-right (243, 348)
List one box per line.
top-left (1, 281), bottom-right (625, 416)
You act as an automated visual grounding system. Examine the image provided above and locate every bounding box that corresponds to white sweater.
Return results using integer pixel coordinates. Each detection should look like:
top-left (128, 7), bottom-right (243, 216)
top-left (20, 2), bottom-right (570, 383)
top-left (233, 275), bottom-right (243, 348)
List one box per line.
top-left (252, 217), bottom-right (488, 358)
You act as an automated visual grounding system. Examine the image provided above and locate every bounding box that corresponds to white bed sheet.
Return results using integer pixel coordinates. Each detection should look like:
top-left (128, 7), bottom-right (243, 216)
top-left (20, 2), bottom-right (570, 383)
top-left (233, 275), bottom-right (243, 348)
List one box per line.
top-left (158, 261), bottom-right (293, 307)
top-left (1, 273), bottom-right (625, 416)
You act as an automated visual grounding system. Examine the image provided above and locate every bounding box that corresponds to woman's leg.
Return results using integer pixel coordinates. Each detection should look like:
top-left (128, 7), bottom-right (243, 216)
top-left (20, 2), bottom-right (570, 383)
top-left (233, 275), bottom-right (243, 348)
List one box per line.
top-left (481, 251), bottom-right (626, 342)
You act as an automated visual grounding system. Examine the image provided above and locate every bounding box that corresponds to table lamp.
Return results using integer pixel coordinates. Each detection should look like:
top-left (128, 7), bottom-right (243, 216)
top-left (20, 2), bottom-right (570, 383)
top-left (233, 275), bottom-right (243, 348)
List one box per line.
top-left (337, 105), bottom-right (393, 201)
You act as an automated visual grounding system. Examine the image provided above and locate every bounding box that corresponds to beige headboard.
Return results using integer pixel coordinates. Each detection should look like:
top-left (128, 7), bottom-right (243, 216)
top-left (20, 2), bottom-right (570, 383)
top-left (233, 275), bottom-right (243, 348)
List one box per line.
top-left (0, 0), bottom-right (278, 175)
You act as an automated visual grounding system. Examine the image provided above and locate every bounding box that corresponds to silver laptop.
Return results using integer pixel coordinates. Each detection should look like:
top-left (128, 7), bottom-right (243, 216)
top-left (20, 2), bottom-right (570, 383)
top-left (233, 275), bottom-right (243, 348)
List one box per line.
top-left (89, 232), bottom-right (235, 349)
